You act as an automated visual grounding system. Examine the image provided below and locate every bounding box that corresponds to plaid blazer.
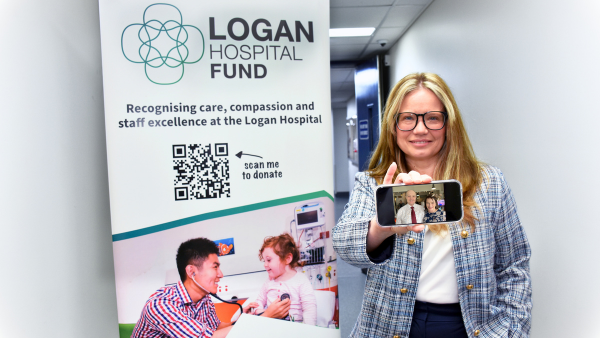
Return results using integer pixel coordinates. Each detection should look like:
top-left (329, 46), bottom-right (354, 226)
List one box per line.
top-left (333, 165), bottom-right (532, 338)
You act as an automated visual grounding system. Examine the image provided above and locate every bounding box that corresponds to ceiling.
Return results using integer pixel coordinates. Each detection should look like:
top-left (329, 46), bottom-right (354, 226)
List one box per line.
top-left (329, 0), bottom-right (433, 109)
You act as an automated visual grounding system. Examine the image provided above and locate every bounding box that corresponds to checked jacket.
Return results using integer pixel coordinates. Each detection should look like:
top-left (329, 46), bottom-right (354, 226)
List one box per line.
top-left (333, 165), bottom-right (532, 338)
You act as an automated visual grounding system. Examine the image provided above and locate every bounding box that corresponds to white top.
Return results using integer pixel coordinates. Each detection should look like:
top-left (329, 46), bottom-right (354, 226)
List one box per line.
top-left (415, 226), bottom-right (459, 303)
top-left (396, 203), bottom-right (425, 224)
top-left (255, 271), bottom-right (317, 325)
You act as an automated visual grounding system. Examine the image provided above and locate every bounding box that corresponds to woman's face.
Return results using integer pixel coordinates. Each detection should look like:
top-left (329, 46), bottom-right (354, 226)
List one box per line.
top-left (396, 88), bottom-right (446, 165)
top-left (426, 198), bottom-right (437, 213)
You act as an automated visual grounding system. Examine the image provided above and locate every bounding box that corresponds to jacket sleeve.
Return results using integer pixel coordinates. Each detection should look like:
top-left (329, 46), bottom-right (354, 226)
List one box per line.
top-left (486, 171), bottom-right (532, 337)
top-left (333, 172), bottom-right (395, 269)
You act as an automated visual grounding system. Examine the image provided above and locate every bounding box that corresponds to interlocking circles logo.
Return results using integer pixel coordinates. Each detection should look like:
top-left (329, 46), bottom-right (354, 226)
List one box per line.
top-left (121, 3), bottom-right (204, 85)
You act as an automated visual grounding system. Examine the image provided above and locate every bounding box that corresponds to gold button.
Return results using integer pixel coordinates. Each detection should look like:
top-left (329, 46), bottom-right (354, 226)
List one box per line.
top-left (400, 288), bottom-right (408, 293)
top-left (393, 336), bottom-right (400, 338)
top-left (461, 230), bottom-right (469, 238)
top-left (466, 284), bottom-right (474, 290)
top-left (407, 238), bottom-right (415, 245)
top-left (474, 329), bottom-right (480, 336)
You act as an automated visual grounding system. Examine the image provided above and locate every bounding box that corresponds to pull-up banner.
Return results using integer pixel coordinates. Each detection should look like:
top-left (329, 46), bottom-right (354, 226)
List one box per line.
top-left (98, 1), bottom-right (338, 337)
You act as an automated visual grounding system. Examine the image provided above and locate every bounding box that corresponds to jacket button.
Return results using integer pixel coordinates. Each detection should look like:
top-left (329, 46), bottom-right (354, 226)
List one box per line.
top-left (407, 238), bottom-right (415, 245)
top-left (466, 284), bottom-right (474, 290)
top-left (400, 288), bottom-right (408, 293)
top-left (461, 230), bottom-right (469, 238)
top-left (474, 329), bottom-right (480, 336)
top-left (393, 336), bottom-right (400, 338)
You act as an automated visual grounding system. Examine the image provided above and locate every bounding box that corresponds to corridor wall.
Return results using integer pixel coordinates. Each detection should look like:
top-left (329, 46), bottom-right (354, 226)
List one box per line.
top-left (0, 1), bottom-right (118, 337)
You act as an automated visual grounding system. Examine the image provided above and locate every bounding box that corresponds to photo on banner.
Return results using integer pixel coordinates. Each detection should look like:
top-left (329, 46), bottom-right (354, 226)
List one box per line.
top-left (97, 1), bottom-right (337, 337)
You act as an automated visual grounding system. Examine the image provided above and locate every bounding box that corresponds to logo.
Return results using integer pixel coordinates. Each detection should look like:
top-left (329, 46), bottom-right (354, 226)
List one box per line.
top-left (121, 3), bottom-right (204, 85)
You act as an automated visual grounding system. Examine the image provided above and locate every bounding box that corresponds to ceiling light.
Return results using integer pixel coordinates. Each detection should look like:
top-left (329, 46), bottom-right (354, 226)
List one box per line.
top-left (329, 28), bottom-right (375, 37)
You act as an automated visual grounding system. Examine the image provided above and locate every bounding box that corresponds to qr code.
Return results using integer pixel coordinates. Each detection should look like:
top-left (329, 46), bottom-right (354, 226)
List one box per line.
top-left (173, 143), bottom-right (230, 201)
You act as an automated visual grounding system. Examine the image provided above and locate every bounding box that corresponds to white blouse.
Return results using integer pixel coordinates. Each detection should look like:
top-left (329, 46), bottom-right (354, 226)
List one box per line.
top-left (415, 225), bottom-right (459, 303)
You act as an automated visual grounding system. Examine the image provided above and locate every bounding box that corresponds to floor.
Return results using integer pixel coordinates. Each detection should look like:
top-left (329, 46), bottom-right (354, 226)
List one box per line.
top-left (334, 192), bottom-right (366, 338)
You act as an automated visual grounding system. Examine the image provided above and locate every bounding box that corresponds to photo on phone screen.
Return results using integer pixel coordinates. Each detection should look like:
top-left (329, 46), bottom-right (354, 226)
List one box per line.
top-left (375, 180), bottom-right (463, 226)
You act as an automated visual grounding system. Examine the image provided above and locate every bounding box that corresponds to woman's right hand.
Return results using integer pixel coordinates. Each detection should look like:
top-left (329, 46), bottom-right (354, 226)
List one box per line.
top-left (366, 162), bottom-right (428, 252)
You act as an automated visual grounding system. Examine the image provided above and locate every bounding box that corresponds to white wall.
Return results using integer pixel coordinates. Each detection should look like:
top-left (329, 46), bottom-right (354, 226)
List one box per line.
top-left (388, 0), bottom-right (600, 336)
top-left (332, 108), bottom-right (350, 193)
top-left (0, 1), bottom-right (119, 337)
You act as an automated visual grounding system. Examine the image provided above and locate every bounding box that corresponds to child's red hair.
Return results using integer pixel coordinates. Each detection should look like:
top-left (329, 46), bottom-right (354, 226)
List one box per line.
top-left (259, 233), bottom-right (302, 268)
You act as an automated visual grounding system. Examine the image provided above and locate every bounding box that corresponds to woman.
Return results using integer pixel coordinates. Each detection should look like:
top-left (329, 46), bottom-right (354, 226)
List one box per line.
top-left (423, 195), bottom-right (445, 223)
top-left (333, 73), bottom-right (531, 338)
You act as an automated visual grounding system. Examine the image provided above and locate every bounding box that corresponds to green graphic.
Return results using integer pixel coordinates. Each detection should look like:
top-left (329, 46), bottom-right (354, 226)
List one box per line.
top-left (121, 3), bottom-right (204, 85)
top-left (112, 190), bottom-right (334, 242)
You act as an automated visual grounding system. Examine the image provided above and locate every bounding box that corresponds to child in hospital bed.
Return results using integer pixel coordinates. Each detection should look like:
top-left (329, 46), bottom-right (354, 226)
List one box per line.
top-left (249, 233), bottom-right (317, 325)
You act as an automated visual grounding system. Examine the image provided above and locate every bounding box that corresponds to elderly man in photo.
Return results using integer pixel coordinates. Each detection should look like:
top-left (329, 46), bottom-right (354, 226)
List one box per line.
top-left (132, 237), bottom-right (290, 338)
top-left (396, 190), bottom-right (425, 224)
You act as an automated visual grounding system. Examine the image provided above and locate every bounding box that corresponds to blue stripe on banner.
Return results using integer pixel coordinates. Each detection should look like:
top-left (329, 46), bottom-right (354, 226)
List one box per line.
top-left (112, 190), bottom-right (334, 242)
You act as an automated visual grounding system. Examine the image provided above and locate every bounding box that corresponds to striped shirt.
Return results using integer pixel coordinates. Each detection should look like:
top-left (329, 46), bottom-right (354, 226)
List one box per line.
top-left (132, 281), bottom-right (220, 338)
top-left (333, 165), bottom-right (532, 337)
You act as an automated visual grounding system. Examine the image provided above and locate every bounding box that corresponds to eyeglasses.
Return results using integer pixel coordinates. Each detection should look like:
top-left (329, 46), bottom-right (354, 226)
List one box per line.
top-left (395, 111), bottom-right (447, 131)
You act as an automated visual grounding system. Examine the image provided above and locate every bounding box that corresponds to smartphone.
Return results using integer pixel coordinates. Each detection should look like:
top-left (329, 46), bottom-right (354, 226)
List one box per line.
top-left (375, 180), bottom-right (463, 226)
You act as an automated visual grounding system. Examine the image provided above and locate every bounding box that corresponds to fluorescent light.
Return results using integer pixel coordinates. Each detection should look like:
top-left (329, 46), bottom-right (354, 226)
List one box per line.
top-left (329, 27), bottom-right (375, 37)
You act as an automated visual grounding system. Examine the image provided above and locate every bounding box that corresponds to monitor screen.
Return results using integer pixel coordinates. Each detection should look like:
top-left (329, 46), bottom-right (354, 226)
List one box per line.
top-left (297, 210), bottom-right (318, 225)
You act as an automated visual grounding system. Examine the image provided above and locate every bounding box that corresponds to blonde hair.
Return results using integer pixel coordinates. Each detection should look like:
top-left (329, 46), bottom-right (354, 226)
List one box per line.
top-left (367, 73), bottom-right (481, 234)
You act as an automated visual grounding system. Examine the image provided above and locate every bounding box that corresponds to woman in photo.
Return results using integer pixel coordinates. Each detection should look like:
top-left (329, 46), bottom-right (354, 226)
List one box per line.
top-left (423, 194), bottom-right (445, 223)
top-left (333, 73), bottom-right (531, 338)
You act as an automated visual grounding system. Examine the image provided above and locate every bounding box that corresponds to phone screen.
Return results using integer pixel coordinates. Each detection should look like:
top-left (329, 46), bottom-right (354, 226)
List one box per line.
top-left (375, 180), bottom-right (463, 226)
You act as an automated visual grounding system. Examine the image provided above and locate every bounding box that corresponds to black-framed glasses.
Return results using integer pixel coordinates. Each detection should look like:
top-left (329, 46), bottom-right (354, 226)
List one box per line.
top-left (395, 111), bottom-right (447, 131)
